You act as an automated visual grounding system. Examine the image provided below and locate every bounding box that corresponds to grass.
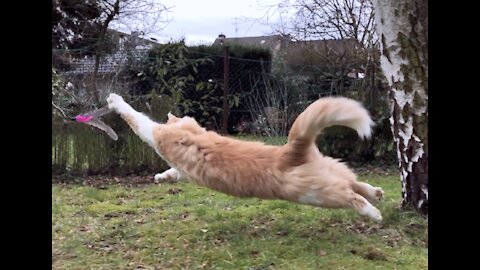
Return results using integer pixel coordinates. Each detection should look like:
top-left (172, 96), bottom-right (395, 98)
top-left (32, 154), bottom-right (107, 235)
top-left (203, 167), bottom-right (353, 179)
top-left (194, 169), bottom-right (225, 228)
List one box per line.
top-left (52, 171), bottom-right (427, 269)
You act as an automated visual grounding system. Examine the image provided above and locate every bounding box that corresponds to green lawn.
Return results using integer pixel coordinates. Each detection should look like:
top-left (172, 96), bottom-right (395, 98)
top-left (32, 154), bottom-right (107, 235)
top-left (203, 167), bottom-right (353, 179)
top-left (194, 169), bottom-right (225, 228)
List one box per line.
top-left (52, 171), bottom-right (427, 270)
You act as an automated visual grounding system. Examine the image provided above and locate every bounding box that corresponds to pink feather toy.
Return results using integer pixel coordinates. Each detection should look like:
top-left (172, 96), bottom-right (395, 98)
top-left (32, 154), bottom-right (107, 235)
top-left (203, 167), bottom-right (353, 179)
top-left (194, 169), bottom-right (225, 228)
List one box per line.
top-left (70, 106), bottom-right (118, 140)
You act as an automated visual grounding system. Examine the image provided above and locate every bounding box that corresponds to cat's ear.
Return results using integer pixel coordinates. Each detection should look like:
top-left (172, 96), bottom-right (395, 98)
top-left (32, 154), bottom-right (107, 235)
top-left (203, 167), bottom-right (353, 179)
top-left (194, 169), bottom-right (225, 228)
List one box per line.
top-left (167, 112), bottom-right (179, 122)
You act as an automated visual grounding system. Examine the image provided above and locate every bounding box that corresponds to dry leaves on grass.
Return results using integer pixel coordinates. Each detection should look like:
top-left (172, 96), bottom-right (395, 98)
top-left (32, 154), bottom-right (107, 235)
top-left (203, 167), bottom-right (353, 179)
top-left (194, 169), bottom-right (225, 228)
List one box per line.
top-left (53, 175), bottom-right (157, 187)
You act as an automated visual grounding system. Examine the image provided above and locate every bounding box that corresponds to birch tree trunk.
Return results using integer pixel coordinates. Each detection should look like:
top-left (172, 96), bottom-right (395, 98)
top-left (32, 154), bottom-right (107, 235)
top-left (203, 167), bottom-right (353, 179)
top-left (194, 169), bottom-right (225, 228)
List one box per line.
top-left (372, 0), bottom-right (428, 215)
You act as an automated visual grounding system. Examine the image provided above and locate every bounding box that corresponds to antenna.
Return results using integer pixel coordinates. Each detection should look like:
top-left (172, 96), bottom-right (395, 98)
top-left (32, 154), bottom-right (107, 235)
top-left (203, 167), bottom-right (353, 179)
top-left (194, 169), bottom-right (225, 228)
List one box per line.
top-left (234, 17), bottom-right (239, 37)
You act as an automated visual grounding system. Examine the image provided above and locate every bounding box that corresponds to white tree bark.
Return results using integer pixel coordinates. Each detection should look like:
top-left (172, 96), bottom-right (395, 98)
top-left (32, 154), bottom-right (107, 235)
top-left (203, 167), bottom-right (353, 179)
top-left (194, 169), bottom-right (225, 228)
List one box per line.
top-left (372, 0), bottom-right (428, 215)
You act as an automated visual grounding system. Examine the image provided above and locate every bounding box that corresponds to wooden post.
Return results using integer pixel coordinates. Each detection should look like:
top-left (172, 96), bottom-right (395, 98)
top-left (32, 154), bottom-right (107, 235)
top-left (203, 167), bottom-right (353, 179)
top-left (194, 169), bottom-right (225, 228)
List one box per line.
top-left (221, 45), bottom-right (230, 134)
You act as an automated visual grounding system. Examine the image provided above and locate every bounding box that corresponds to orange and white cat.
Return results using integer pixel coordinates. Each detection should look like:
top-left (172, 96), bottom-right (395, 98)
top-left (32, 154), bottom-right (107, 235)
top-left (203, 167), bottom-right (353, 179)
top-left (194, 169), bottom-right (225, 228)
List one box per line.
top-left (107, 93), bottom-right (384, 221)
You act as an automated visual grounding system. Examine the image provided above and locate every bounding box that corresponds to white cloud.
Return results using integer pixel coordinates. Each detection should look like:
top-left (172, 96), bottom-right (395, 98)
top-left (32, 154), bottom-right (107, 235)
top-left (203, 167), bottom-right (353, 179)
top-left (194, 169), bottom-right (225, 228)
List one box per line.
top-left (151, 0), bottom-right (281, 45)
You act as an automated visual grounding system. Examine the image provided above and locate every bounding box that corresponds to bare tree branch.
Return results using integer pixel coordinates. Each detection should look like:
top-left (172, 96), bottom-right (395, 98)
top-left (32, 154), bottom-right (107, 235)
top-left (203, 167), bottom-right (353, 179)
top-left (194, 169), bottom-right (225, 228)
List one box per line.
top-left (52, 101), bottom-right (68, 119)
top-left (270, 0), bottom-right (376, 47)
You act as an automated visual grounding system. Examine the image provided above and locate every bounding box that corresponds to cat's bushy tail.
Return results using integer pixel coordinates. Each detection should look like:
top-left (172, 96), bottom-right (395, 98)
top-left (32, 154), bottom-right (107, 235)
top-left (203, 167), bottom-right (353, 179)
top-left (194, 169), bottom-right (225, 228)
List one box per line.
top-left (286, 97), bottom-right (374, 156)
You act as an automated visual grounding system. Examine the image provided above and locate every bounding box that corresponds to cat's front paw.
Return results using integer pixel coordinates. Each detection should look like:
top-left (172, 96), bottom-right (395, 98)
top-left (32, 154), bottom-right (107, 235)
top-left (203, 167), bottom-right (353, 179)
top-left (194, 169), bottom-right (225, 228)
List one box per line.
top-left (107, 93), bottom-right (126, 112)
top-left (154, 168), bottom-right (179, 183)
top-left (154, 172), bottom-right (167, 183)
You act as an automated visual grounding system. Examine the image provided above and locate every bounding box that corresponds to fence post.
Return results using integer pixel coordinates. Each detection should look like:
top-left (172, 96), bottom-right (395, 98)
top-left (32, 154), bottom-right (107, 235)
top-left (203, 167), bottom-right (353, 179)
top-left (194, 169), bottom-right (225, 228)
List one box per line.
top-left (221, 45), bottom-right (230, 134)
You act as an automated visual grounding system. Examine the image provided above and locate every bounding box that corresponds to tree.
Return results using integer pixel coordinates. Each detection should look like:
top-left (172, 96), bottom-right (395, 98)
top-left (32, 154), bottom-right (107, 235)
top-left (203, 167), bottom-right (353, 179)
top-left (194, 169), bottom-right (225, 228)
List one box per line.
top-left (52, 0), bottom-right (105, 70)
top-left (90, 0), bottom-right (121, 99)
top-left (266, 0), bottom-right (427, 215)
top-left (52, 0), bottom-right (170, 102)
top-left (371, 0), bottom-right (428, 215)
top-left (90, 0), bottom-right (170, 100)
top-left (52, 0), bottom-right (102, 51)
top-left (267, 0), bottom-right (384, 115)
top-left (275, 0), bottom-right (377, 48)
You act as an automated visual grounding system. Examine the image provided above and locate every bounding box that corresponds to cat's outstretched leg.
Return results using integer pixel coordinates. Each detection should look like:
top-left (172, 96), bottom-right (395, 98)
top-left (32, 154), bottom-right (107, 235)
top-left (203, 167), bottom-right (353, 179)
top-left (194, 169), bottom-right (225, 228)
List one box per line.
top-left (106, 93), bottom-right (160, 149)
top-left (297, 187), bottom-right (382, 222)
top-left (353, 181), bottom-right (384, 204)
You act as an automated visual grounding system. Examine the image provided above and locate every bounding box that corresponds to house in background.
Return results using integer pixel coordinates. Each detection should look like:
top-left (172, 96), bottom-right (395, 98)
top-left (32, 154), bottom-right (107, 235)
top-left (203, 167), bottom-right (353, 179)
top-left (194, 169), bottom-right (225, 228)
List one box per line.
top-left (57, 29), bottom-right (162, 100)
top-left (213, 33), bottom-right (291, 58)
top-left (65, 29), bottom-right (160, 75)
top-left (110, 29), bottom-right (159, 51)
top-left (213, 33), bottom-right (360, 59)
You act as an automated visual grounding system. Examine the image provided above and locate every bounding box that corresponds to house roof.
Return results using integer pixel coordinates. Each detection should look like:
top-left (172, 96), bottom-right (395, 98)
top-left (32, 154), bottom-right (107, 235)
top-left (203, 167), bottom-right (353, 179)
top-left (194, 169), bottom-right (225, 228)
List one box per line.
top-left (213, 34), bottom-right (290, 48)
top-left (290, 38), bottom-right (360, 54)
top-left (212, 34), bottom-right (360, 56)
top-left (64, 29), bottom-right (158, 75)
top-left (108, 29), bottom-right (160, 48)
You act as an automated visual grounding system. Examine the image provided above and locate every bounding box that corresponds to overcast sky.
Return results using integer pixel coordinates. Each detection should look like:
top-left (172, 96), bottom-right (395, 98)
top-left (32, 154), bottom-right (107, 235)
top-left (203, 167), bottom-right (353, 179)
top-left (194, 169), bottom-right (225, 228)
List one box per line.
top-left (148, 0), bottom-right (284, 45)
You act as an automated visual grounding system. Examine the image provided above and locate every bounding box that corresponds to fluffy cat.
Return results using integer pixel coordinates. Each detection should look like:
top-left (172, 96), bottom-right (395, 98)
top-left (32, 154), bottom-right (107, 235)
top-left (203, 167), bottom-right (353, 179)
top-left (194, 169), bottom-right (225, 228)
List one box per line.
top-left (107, 93), bottom-right (384, 221)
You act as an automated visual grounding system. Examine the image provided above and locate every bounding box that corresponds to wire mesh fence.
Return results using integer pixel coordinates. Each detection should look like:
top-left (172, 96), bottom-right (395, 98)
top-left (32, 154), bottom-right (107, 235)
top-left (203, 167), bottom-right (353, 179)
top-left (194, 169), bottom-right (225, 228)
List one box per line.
top-left (52, 45), bottom-right (393, 175)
